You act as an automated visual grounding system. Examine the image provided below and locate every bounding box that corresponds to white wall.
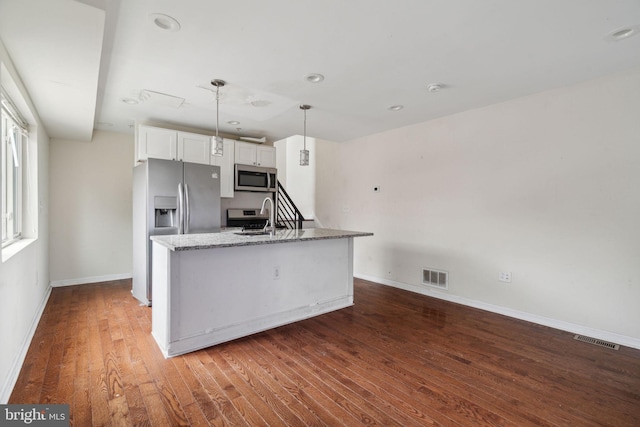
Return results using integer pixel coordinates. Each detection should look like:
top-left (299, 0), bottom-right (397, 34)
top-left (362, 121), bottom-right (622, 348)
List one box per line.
top-left (316, 67), bottom-right (640, 346)
top-left (275, 135), bottom-right (316, 219)
top-left (49, 130), bottom-right (133, 285)
top-left (0, 41), bottom-right (50, 403)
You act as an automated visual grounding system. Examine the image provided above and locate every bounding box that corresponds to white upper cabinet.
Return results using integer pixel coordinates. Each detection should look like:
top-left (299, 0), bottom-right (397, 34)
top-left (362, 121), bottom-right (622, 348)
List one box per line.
top-left (210, 139), bottom-right (235, 198)
top-left (137, 125), bottom-right (177, 161)
top-left (234, 141), bottom-right (257, 165)
top-left (256, 145), bottom-right (276, 168)
top-left (234, 141), bottom-right (276, 167)
top-left (136, 125), bottom-right (211, 165)
top-left (178, 131), bottom-right (212, 164)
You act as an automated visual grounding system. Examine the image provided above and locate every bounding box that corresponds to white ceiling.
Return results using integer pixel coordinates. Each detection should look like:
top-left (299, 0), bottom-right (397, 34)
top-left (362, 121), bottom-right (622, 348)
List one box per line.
top-left (1, 0), bottom-right (640, 143)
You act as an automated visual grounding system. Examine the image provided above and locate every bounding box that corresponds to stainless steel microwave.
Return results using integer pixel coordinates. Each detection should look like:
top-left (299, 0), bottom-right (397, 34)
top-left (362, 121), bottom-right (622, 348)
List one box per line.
top-left (234, 164), bottom-right (277, 192)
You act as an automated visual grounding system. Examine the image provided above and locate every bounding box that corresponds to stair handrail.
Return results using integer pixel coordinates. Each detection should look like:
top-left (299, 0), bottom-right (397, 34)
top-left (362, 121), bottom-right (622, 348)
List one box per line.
top-left (276, 180), bottom-right (305, 229)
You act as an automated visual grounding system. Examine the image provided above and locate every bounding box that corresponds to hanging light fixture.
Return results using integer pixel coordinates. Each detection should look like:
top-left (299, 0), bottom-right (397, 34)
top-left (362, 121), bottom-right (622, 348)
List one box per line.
top-left (211, 79), bottom-right (225, 156)
top-left (299, 104), bottom-right (311, 166)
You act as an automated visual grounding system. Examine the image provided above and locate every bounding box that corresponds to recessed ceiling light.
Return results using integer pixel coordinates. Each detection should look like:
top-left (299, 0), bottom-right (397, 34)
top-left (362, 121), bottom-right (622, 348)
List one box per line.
top-left (605, 25), bottom-right (639, 41)
top-left (427, 83), bottom-right (444, 92)
top-left (304, 73), bottom-right (325, 83)
top-left (613, 28), bottom-right (633, 38)
top-left (227, 120), bottom-right (240, 125)
top-left (122, 98), bottom-right (139, 105)
top-left (388, 105), bottom-right (403, 111)
top-left (251, 100), bottom-right (271, 107)
top-left (149, 13), bottom-right (181, 32)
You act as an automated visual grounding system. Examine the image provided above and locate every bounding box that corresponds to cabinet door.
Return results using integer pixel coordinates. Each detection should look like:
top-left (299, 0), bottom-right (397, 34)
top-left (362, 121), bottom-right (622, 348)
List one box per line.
top-left (137, 126), bottom-right (177, 161)
top-left (210, 139), bottom-right (235, 198)
top-left (256, 146), bottom-right (276, 167)
top-left (234, 141), bottom-right (257, 165)
top-left (178, 132), bottom-right (211, 165)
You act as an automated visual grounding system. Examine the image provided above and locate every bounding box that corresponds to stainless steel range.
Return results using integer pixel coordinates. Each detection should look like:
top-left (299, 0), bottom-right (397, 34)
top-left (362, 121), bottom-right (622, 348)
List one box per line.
top-left (226, 208), bottom-right (270, 230)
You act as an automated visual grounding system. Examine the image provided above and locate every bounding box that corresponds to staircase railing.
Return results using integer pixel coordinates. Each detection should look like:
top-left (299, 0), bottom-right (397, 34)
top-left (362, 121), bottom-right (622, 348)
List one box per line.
top-left (276, 180), bottom-right (305, 229)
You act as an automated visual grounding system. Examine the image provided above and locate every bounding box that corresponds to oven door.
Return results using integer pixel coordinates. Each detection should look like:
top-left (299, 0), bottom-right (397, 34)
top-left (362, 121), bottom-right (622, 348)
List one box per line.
top-left (235, 164), bottom-right (277, 192)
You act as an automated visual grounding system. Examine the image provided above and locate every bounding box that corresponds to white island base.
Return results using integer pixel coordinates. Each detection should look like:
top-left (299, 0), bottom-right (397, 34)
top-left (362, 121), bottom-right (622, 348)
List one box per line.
top-left (151, 230), bottom-right (369, 357)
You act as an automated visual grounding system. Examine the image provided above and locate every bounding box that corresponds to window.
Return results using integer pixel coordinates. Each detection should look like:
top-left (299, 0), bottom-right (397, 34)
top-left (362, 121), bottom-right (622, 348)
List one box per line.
top-left (1, 89), bottom-right (27, 247)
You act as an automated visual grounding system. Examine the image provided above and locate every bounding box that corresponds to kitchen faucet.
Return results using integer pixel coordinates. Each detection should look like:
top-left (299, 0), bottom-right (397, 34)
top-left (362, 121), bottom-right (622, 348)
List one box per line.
top-left (260, 196), bottom-right (275, 234)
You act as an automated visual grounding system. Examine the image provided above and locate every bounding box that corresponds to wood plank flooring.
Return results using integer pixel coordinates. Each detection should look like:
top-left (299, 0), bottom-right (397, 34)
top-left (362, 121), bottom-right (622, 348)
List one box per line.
top-left (9, 278), bottom-right (640, 426)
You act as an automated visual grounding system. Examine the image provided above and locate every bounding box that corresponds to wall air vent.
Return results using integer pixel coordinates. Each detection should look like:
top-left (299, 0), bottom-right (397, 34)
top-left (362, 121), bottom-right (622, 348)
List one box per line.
top-left (422, 268), bottom-right (448, 290)
top-left (573, 335), bottom-right (620, 350)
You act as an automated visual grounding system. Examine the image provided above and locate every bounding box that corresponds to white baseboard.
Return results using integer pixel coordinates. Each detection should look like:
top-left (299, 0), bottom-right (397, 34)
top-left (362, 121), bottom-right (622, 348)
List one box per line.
top-left (355, 274), bottom-right (640, 351)
top-left (302, 219), bottom-right (317, 229)
top-left (0, 286), bottom-right (51, 404)
top-left (50, 273), bottom-right (132, 287)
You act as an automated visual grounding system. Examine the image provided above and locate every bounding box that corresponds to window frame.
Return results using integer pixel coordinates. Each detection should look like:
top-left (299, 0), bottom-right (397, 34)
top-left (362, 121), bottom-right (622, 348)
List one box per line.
top-left (1, 89), bottom-right (27, 248)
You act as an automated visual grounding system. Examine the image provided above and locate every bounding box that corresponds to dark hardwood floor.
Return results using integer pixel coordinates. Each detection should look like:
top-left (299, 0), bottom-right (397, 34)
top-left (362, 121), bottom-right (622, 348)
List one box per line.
top-left (9, 278), bottom-right (640, 426)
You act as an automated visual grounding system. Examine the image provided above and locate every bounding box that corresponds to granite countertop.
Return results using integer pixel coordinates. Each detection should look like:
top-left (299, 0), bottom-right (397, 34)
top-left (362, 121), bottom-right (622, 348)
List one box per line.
top-left (150, 228), bottom-right (374, 251)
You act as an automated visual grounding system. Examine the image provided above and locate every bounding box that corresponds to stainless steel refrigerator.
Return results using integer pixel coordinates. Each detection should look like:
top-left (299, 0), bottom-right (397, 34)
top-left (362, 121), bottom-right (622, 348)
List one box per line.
top-left (132, 158), bottom-right (221, 305)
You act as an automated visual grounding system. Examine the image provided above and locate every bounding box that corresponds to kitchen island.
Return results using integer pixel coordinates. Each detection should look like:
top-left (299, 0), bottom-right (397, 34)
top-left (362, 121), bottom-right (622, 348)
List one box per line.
top-left (150, 228), bottom-right (373, 357)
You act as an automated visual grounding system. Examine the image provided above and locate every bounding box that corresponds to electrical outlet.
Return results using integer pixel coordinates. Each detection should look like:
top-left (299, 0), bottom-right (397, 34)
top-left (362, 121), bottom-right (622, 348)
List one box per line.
top-left (273, 266), bottom-right (280, 280)
top-left (499, 271), bottom-right (512, 283)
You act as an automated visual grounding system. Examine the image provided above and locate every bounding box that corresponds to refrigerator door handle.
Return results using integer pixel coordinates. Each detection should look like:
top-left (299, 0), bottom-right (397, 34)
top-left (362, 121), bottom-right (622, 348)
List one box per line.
top-left (184, 183), bottom-right (190, 234)
top-left (177, 183), bottom-right (184, 234)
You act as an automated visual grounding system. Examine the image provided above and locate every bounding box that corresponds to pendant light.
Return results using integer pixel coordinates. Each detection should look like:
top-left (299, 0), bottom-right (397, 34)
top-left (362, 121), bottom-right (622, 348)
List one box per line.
top-left (299, 104), bottom-right (311, 166)
top-left (211, 79), bottom-right (225, 156)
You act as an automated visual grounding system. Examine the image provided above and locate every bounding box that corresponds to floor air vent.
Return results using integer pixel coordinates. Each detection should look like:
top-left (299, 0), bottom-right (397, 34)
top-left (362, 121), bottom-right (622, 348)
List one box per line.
top-left (573, 335), bottom-right (620, 350)
top-left (422, 268), bottom-right (448, 290)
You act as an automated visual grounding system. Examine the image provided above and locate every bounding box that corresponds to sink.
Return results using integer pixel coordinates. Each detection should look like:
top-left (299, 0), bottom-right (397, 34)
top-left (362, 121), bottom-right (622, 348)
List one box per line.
top-left (234, 230), bottom-right (271, 236)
